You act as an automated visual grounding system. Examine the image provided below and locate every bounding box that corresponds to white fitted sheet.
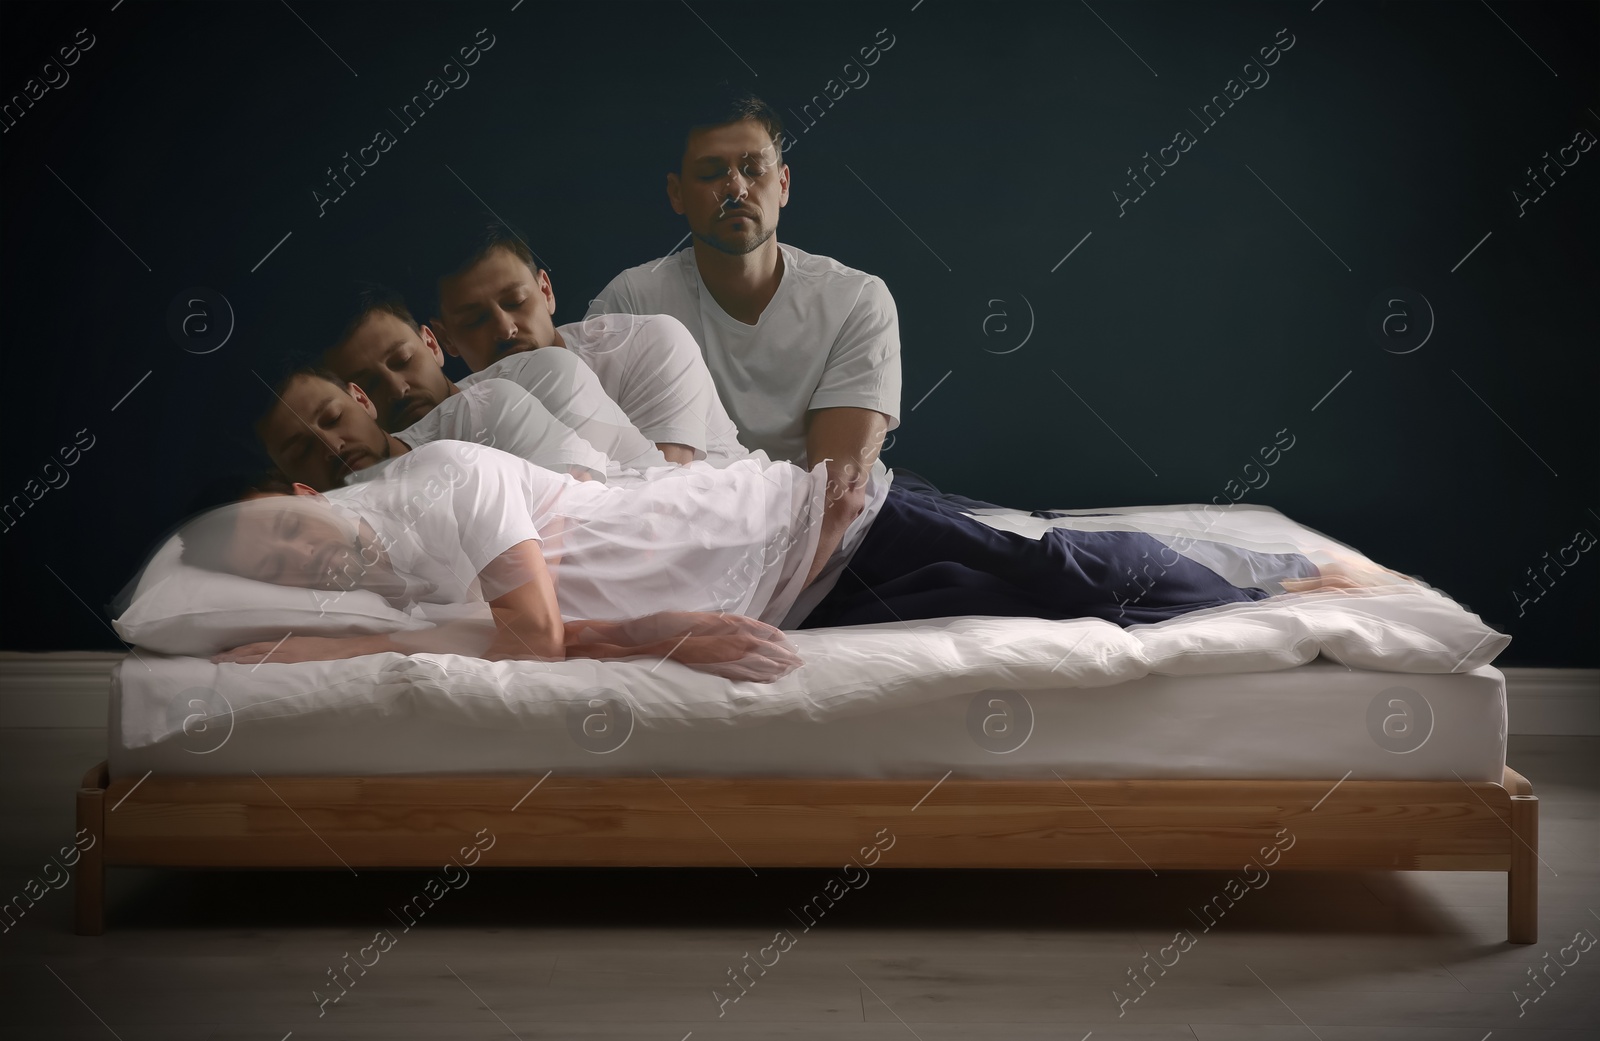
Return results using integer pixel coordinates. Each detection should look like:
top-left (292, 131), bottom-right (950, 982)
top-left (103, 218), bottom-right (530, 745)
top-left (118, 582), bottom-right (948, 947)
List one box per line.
top-left (108, 660), bottom-right (1506, 782)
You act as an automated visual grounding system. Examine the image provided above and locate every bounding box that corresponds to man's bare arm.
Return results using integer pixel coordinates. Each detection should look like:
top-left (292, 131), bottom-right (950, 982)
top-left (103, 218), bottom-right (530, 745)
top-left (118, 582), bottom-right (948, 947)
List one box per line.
top-left (478, 541), bottom-right (566, 660)
top-left (656, 443), bottom-right (695, 465)
top-left (215, 550), bottom-right (800, 681)
top-left (802, 406), bottom-right (889, 588)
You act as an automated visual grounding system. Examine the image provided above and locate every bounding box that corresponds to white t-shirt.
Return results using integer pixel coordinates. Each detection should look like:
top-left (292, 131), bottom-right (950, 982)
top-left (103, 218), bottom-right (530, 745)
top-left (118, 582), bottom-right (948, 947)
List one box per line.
top-left (323, 443), bottom-right (545, 610)
top-left (323, 440), bottom-right (831, 627)
top-left (555, 313), bottom-right (750, 465)
top-left (587, 242), bottom-right (902, 465)
top-left (457, 346), bottom-right (666, 472)
top-left (391, 379), bottom-right (610, 481)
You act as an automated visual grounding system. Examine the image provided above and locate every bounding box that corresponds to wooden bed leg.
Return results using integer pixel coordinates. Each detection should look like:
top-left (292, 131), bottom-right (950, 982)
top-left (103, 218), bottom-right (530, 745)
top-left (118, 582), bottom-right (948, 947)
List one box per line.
top-left (1508, 793), bottom-right (1538, 945)
top-left (75, 763), bottom-right (107, 936)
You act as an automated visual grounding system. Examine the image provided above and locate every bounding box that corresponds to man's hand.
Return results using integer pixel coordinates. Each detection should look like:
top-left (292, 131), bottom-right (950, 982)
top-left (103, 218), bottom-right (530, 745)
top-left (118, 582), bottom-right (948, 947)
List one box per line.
top-left (212, 634), bottom-right (388, 665)
top-left (665, 631), bottom-right (804, 682)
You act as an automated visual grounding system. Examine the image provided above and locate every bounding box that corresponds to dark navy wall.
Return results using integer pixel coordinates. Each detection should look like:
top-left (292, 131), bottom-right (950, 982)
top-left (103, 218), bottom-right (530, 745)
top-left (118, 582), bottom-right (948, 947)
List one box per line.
top-left (1, 1), bottom-right (1594, 664)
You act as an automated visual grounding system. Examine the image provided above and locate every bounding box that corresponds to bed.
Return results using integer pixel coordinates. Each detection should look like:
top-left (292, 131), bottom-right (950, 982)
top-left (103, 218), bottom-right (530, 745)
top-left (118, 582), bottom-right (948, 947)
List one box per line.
top-left (77, 503), bottom-right (1538, 942)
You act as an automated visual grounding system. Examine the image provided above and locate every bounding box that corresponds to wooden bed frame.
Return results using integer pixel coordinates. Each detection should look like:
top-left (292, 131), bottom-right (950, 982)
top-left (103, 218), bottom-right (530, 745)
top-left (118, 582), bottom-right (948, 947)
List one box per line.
top-left (73, 761), bottom-right (1539, 942)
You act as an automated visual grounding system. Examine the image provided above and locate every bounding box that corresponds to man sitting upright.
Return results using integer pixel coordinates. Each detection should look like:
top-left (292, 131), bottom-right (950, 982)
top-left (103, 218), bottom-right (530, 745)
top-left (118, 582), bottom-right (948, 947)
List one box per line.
top-left (587, 86), bottom-right (904, 608)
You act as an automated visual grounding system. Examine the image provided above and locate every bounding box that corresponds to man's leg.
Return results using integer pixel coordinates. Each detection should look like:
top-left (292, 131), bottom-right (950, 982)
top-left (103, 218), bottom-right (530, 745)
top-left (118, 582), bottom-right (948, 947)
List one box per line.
top-left (800, 486), bottom-right (1318, 628)
top-left (800, 561), bottom-right (1048, 629)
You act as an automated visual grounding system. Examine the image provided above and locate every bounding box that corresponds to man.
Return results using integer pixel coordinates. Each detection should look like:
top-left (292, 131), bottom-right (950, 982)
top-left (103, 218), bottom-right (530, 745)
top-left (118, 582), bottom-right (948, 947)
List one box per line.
top-left (253, 363), bottom-right (609, 493)
top-left (587, 88), bottom-right (904, 602)
top-left (184, 441), bottom-right (1362, 668)
top-left (322, 283), bottom-right (667, 474)
top-left (186, 442), bottom-right (805, 683)
top-left (428, 227), bottom-right (750, 466)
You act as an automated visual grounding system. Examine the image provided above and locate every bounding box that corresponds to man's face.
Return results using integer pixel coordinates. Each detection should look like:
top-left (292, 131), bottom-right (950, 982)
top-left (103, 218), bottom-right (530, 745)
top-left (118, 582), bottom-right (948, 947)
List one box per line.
top-left (258, 374), bottom-right (391, 493)
top-left (669, 119), bottom-right (790, 256)
top-left (435, 247), bottom-right (558, 373)
top-left (325, 311), bottom-right (455, 431)
top-left (222, 494), bottom-right (369, 590)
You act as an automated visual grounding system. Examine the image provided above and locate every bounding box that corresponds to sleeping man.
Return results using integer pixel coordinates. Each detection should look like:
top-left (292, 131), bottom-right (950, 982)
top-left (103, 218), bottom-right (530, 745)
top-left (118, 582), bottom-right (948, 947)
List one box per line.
top-left (427, 225), bottom-right (751, 466)
top-left (253, 362), bottom-right (614, 492)
top-left (181, 440), bottom-right (1386, 678)
top-left (320, 283), bottom-right (669, 476)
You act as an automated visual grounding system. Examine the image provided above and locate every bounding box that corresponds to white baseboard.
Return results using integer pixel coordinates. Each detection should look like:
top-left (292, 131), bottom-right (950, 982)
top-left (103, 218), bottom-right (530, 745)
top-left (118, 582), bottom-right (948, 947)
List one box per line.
top-left (0, 651), bottom-right (122, 728)
top-left (1, 653), bottom-right (1596, 735)
top-left (1498, 667), bottom-right (1600, 736)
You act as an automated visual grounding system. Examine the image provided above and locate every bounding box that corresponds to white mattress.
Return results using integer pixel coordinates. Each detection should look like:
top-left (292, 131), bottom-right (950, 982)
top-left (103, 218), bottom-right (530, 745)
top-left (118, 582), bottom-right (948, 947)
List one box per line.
top-left (106, 503), bottom-right (1512, 783)
top-left (108, 660), bottom-right (1506, 782)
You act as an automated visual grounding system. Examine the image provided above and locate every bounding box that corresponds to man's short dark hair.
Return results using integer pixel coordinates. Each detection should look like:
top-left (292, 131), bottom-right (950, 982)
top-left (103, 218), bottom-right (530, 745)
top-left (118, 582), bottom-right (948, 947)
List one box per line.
top-left (681, 83), bottom-right (785, 167)
top-left (252, 359), bottom-right (349, 440)
top-left (326, 281), bottom-right (420, 351)
top-left (435, 220), bottom-right (545, 291)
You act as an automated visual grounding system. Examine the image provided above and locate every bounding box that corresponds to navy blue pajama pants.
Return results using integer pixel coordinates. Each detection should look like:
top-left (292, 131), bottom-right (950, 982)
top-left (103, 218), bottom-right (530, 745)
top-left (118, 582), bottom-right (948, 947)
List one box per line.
top-left (799, 484), bottom-right (1318, 629)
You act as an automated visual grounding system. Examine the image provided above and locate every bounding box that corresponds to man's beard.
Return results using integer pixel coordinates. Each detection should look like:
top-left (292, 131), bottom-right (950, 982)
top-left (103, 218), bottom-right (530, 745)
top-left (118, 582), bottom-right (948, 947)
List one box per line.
top-left (390, 397), bottom-right (428, 431)
top-left (694, 220), bottom-right (776, 256)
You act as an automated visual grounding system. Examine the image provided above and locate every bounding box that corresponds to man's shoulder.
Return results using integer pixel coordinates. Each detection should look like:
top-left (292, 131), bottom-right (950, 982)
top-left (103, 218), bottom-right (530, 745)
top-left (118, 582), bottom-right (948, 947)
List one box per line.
top-left (397, 391), bottom-right (468, 444)
top-left (473, 346), bottom-right (587, 383)
top-left (780, 242), bottom-right (882, 286)
top-left (447, 378), bottom-right (540, 425)
top-left (397, 438), bottom-right (486, 472)
top-left (336, 442), bottom-right (474, 496)
top-left (398, 440), bottom-right (558, 496)
top-left (422, 386), bottom-right (479, 417)
top-left (467, 352), bottom-right (527, 383)
top-left (603, 249), bottom-right (697, 296)
top-left (779, 243), bottom-right (892, 311)
top-left (456, 377), bottom-right (525, 403)
top-left (561, 312), bottom-right (698, 358)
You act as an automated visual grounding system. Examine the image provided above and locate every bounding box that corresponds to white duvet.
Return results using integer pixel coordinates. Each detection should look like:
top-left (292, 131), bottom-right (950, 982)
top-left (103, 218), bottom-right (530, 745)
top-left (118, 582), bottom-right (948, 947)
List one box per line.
top-left (118, 503), bottom-right (1509, 750)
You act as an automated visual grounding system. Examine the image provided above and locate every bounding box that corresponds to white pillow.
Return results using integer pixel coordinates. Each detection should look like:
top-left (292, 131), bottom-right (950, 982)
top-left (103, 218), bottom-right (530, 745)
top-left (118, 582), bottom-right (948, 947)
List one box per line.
top-left (113, 535), bottom-right (427, 658)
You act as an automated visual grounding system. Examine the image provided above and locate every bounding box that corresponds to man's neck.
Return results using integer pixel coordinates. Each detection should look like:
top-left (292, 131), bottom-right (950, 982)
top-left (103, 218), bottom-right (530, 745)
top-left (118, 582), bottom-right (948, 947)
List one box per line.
top-left (386, 433), bottom-right (410, 458)
top-left (692, 237), bottom-right (784, 326)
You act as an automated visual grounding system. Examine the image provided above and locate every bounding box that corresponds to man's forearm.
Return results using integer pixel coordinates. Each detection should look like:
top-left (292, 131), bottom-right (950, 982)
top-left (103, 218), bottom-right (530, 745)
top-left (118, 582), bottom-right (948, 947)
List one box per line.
top-left (803, 406), bottom-right (887, 476)
top-left (393, 615), bottom-right (568, 661)
top-left (261, 620), bottom-right (680, 667)
top-left (564, 618), bottom-right (628, 650)
top-left (566, 620), bottom-right (704, 658)
top-left (342, 618), bottom-right (496, 659)
top-left (802, 407), bottom-right (886, 589)
top-left (565, 639), bottom-right (686, 663)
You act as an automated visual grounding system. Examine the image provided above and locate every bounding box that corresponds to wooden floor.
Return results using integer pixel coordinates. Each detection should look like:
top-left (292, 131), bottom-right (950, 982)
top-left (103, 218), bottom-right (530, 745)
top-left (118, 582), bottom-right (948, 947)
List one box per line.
top-left (1, 729), bottom-right (1595, 1040)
